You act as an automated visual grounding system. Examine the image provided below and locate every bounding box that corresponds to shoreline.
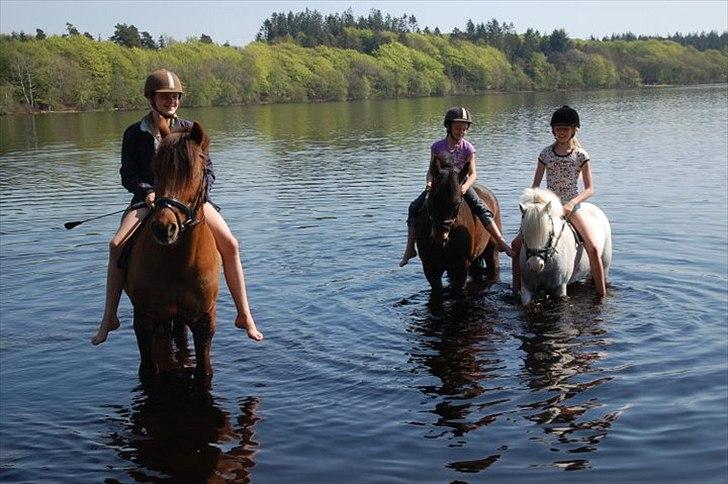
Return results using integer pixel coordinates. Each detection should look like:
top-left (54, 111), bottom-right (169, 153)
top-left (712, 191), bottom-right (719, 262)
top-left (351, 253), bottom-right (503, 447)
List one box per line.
top-left (2, 82), bottom-right (726, 117)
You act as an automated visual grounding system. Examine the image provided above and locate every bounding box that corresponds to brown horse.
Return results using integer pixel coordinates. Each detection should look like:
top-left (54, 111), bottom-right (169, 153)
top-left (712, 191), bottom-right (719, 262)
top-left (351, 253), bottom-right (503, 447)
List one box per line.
top-left (414, 155), bottom-right (502, 291)
top-left (124, 122), bottom-right (221, 382)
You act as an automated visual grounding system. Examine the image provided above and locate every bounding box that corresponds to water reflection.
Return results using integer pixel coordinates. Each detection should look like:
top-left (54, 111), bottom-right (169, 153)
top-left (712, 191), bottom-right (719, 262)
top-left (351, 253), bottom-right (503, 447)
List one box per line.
top-left (104, 381), bottom-right (261, 483)
top-left (516, 284), bottom-right (621, 470)
top-left (407, 291), bottom-right (505, 446)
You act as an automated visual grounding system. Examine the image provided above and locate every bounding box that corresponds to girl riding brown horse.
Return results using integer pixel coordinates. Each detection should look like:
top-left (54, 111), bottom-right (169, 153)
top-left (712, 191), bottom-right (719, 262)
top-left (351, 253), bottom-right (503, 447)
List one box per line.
top-left (92, 69), bottom-right (262, 346)
top-left (125, 122), bottom-right (220, 379)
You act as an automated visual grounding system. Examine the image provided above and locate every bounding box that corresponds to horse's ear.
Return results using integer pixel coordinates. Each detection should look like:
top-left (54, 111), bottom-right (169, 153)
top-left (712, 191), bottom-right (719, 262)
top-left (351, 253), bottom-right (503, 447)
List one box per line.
top-left (190, 121), bottom-right (209, 152)
top-left (519, 203), bottom-right (526, 215)
top-left (544, 201), bottom-right (552, 213)
top-left (431, 152), bottom-right (451, 175)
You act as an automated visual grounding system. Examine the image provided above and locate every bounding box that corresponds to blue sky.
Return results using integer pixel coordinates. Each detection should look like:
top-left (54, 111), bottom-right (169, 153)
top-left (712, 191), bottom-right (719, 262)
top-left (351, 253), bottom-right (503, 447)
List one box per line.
top-left (1, 0), bottom-right (726, 47)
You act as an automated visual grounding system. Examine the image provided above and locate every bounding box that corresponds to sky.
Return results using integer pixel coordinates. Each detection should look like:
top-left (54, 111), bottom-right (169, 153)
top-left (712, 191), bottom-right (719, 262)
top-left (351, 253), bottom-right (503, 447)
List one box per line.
top-left (1, 0), bottom-right (726, 47)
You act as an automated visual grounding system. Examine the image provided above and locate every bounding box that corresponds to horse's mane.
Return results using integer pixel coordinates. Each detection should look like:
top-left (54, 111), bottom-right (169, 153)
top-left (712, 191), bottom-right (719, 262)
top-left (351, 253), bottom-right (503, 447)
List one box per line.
top-left (520, 188), bottom-right (563, 248)
top-left (153, 123), bottom-right (208, 194)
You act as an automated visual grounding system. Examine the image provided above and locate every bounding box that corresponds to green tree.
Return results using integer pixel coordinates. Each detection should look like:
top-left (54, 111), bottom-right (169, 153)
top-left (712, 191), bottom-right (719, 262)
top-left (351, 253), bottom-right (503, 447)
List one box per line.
top-left (110, 23), bottom-right (141, 48)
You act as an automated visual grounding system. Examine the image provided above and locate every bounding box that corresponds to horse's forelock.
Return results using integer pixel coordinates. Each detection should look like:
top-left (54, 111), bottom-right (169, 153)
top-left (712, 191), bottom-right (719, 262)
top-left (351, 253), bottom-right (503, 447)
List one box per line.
top-left (521, 203), bottom-right (551, 249)
top-left (520, 188), bottom-right (563, 218)
top-left (431, 165), bottom-right (460, 202)
top-left (520, 188), bottom-right (562, 248)
top-left (153, 131), bottom-right (204, 194)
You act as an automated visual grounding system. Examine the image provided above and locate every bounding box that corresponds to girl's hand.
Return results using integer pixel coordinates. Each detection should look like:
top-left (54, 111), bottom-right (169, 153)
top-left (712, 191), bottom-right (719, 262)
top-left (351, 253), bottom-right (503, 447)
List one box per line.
top-left (563, 201), bottom-right (574, 217)
top-left (460, 185), bottom-right (467, 195)
top-left (145, 191), bottom-right (156, 208)
top-left (425, 181), bottom-right (432, 192)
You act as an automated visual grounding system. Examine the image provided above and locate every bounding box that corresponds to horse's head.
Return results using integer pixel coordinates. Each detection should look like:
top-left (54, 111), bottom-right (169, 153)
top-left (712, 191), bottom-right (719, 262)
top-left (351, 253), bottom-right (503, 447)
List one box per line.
top-left (150, 121), bottom-right (209, 245)
top-left (519, 188), bottom-right (564, 273)
top-left (427, 153), bottom-right (462, 243)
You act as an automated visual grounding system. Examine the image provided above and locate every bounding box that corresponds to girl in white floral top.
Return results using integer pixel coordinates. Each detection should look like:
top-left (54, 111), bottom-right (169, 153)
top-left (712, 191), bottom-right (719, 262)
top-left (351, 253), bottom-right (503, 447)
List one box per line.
top-left (511, 106), bottom-right (607, 297)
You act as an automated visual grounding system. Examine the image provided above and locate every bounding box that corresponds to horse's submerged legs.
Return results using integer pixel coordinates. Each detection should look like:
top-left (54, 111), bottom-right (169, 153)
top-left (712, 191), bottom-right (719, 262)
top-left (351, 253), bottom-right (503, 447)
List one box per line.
top-left (190, 311), bottom-right (217, 381)
top-left (423, 264), bottom-right (445, 291)
top-left (133, 313), bottom-right (157, 381)
top-left (477, 239), bottom-right (500, 283)
top-left (448, 260), bottom-right (470, 290)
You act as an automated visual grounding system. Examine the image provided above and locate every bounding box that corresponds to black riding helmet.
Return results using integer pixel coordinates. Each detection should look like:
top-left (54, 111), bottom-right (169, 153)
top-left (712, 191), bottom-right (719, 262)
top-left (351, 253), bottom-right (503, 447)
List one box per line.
top-left (550, 105), bottom-right (580, 127)
top-left (443, 107), bottom-right (473, 134)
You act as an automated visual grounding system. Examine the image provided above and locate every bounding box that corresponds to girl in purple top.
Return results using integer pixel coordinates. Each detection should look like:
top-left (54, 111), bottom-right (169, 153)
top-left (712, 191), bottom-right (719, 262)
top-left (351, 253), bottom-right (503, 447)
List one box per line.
top-left (399, 107), bottom-right (514, 266)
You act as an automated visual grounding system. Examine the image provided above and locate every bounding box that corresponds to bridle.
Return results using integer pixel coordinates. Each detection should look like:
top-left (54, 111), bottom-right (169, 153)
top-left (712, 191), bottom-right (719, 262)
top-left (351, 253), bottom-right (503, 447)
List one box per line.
top-left (151, 167), bottom-right (206, 234)
top-left (523, 212), bottom-right (568, 263)
top-left (426, 192), bottom-right (462, 233)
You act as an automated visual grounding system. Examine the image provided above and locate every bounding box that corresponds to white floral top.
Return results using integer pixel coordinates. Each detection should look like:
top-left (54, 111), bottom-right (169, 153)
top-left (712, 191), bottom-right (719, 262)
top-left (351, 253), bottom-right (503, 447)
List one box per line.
top-left (538, 145), bottom-right (590, 201)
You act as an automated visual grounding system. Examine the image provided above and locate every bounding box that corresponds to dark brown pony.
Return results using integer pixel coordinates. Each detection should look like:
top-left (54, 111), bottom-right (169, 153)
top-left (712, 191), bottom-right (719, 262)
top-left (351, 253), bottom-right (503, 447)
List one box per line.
top-left (414, 155), bottom-right (502, 291)
top-left (124, 122), bottom-right (221, 382)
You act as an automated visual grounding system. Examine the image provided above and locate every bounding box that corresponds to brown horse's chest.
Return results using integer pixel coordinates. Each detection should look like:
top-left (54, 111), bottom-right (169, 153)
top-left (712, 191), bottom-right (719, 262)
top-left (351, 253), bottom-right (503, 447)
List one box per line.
top-left (125, 227), bottom-right (220, 316)
top-left (416, 205), bottom-right (486, 260)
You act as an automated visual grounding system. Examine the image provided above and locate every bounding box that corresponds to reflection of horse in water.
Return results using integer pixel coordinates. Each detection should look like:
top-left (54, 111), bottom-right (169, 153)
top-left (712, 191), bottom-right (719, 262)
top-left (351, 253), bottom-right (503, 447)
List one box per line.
top-left (517, 297), bottom-right (621, 468)
top-left (415, 156), bottom-right (502, 291)
top-left (106, 382), bottom-right (261, 482)
top-left (403, 286), bottom-right (622, 473)
top-left (406, 294), bottom-right (504, 471)
top-left (518, 188), bottom-right (611, 305)
top-left (124, 122), bottom-right (221, 382)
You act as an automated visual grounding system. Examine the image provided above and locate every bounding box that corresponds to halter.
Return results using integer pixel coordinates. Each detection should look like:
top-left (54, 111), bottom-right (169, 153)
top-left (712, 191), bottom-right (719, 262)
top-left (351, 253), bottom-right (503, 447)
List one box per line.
top-left (426, 193), bottom-right (462, 233)
top-left (152, 168), bottom-right (206, 234)
top-left (523, 213), bottom-right (568, 263)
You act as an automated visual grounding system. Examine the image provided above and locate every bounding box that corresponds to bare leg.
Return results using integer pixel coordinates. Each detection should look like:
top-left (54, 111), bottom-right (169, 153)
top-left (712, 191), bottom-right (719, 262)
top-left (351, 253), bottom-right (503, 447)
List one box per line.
top-left (204, 204), bottom-right (263, 341)
top-left (511, 233), bottom-right (523, 293)
top-left (484, 223), bottom-right (514, 258)
top-left (92, 207), bottom-right (148, 345)
top-left (399, 225), bottom-right (417, 267)
top-left (570, 212), bottom-right (607, 296)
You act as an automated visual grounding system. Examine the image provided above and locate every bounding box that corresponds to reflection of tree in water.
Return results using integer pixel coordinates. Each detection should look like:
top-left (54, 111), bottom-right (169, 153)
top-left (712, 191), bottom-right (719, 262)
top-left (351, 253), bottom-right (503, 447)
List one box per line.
top-left (517, 285), bottom-right (622, 470)
top-left (104, 380), bottom-right (261, 483)
top-left (407, 292), bottom-right (505, 448)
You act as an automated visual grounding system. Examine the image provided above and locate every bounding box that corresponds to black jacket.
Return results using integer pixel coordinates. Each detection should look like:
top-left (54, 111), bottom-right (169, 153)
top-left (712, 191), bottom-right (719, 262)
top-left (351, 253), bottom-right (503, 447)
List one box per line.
top-left (120, 116), bottom-right (216, 205)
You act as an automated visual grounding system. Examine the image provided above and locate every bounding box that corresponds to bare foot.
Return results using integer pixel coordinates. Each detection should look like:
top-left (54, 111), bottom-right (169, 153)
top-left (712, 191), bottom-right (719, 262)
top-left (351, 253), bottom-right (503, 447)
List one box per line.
top-left (235, 314), bottom-right (264, 342)
top-left (497, 239), bottom-right (515, 258)
top-left (399, 249), bottom-right (417, 267)
top-left (91, 317), bottom-right (120, 345)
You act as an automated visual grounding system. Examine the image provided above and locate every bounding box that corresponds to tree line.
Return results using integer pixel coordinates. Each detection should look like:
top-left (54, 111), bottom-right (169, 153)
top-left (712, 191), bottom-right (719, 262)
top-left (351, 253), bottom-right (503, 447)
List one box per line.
top-left (0, 10), bottom-right (726, 114)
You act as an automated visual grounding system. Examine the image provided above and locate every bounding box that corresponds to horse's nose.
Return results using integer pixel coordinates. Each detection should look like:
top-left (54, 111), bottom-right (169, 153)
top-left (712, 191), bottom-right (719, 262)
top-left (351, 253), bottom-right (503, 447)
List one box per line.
top-left (151, 221), bottom-right (178, 244)
top-left (527, 256), bottom-right (544, 273)
top-left (430, 228), bottom-right (449, 243)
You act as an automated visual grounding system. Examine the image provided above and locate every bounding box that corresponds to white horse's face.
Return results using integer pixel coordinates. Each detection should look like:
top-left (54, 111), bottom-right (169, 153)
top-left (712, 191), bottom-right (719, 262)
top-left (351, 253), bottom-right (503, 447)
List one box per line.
top-left (520, 196), bottom-right (559, 275)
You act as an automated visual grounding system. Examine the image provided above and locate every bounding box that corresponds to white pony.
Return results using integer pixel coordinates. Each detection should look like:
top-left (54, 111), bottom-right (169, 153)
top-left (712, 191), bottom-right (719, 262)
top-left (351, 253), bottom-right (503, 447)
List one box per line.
top-left (518, 187), bottom-right (612, 305)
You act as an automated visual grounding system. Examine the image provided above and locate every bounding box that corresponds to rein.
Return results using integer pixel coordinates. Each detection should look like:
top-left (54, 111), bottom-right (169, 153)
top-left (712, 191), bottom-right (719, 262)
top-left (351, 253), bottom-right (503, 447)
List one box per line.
top-left (523, 214), bottom-right (568, 263)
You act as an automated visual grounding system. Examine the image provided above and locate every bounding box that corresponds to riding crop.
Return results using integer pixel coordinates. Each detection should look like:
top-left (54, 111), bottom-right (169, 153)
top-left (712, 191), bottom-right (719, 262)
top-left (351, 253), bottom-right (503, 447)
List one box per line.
top-left (63, 202), bottom-right (146, 230)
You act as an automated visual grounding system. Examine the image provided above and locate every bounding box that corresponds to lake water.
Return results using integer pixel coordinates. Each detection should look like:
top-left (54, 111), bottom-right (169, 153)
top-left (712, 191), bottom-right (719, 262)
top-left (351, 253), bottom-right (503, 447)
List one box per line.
top-left (1, 85), bottom-right (727, 483)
